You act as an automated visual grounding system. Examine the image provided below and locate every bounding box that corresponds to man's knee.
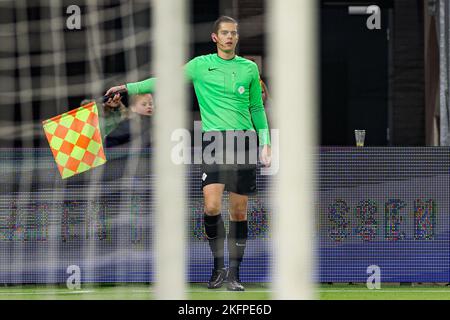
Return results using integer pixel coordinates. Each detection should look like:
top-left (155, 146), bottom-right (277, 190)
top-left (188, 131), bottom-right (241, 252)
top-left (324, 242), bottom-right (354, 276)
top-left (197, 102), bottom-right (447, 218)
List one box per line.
top-left (230, 212), bottom-right (247, 221)
top-left (205, 201), bottom-right (222, 215)
top-left (229, 205), bottom-right (247, 221)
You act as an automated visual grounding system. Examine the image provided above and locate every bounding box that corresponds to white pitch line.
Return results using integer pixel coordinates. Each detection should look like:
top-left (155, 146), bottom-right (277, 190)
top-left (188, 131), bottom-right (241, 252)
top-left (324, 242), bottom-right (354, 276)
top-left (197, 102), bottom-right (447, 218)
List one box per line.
top-left (0, 290), bottom-right (94, 295)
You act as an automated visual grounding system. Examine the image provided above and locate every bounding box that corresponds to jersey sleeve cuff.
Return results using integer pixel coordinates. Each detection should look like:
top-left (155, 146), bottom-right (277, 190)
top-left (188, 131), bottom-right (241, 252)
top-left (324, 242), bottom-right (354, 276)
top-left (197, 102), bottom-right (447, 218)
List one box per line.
top-left (126, 82), bottom-right (139, 96)
top-left (258, 129), bottom-right (271, 146)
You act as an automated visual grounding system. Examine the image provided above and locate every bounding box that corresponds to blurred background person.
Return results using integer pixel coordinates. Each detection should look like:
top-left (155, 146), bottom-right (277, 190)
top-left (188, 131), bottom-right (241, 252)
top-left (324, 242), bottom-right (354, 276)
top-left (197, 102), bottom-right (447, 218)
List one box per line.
top-left (80, 94), bottom-right (127, 143)
top-left (104, 93), bottom-right (154, 148)
top-left (80, 93), bottom-right (154, 149)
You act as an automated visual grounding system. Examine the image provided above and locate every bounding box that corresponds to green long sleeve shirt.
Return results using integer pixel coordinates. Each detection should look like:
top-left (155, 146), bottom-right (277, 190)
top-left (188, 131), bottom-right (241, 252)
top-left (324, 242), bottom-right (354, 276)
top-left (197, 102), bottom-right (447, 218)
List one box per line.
top-left (126, 54), bottom-right (270, 145)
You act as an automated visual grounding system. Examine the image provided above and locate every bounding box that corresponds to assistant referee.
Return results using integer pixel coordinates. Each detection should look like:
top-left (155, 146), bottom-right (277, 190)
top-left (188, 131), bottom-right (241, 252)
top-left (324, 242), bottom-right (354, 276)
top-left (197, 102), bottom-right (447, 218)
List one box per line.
top-left (106, 16), bottom-right (271, 291)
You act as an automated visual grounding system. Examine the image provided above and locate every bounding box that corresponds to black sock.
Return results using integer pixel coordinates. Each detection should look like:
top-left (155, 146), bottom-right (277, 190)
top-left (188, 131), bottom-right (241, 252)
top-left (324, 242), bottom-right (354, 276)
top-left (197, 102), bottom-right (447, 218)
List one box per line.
top-left (228, 220), bottom-right (248, 271)
top-left (204, 214), bottom-right (225, 270)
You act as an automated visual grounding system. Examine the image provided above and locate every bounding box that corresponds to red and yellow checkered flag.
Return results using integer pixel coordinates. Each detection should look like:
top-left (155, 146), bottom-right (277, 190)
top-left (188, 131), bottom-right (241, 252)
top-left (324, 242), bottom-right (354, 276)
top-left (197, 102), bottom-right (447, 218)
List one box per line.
top-left (42, 102), bottom-right (107, 179)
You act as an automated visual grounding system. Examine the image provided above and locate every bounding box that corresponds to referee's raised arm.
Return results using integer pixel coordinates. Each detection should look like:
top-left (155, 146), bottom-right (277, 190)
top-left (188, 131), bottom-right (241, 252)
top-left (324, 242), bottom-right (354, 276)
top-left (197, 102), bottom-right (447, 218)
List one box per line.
top-left (105, 77), bottom-right (158, 97)
top-left (105, 63), bottom-right (196, 98)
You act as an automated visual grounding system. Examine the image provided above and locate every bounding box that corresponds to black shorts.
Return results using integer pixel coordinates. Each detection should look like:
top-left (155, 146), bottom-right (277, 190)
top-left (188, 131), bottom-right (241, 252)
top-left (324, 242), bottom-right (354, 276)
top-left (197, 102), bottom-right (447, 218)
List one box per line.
top-left (201, 131), bottom-right (258, 196)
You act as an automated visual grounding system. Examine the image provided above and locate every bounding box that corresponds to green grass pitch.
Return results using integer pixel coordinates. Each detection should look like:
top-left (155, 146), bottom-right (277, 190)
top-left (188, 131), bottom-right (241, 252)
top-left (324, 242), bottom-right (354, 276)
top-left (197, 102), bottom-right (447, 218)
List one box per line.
top-left (0, 283), bottom-right (450, 299)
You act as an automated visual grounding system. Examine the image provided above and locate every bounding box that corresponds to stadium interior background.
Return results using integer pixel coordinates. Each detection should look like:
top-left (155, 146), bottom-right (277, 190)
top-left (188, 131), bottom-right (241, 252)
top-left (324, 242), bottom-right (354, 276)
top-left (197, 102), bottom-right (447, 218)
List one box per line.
top-left (0, 0), bottom-right (433, 148)
top-left (1, 0), bottom-right (449, 288)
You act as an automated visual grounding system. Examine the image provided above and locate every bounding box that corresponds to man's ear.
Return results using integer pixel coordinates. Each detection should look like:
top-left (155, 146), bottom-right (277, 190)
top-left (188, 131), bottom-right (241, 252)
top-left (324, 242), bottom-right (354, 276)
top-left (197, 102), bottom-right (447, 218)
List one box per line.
top-left (211, 33), bottom-right (217, 43)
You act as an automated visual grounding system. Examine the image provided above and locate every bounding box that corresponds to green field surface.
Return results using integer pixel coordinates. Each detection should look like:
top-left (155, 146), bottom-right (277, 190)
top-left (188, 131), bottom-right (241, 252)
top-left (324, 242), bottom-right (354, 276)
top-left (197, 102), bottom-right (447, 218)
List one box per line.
top-left (319, 284), bottom-right (450, 300)
top-left (0, 283), bottom-right (270, 300)
top-left (1, 283), bottom-right (450, 300)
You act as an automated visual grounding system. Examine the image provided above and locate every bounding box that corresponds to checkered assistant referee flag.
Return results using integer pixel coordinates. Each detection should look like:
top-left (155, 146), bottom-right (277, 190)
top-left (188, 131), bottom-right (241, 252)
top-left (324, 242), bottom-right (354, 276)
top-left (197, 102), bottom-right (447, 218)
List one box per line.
top-left (42, 102), bottom-right (107, 179)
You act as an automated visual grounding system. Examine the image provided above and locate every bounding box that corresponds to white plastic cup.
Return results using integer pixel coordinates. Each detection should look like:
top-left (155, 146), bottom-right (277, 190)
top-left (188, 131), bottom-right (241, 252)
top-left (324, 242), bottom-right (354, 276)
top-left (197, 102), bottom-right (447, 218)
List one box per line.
top-left (354, 130), bottom-right (366, 147)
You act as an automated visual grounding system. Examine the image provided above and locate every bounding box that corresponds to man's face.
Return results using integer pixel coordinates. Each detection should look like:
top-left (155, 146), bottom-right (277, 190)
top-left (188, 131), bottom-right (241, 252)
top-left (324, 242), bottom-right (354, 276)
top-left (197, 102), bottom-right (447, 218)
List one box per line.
top-left (212, 22), bottom-right (239, 54)
top-left (131, 94), bottom-right (154, 116)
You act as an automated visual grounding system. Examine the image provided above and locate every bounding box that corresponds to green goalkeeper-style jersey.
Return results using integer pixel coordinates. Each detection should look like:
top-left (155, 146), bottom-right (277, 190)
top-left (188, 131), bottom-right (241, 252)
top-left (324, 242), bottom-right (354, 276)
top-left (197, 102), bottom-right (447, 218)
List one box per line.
top-left (126, 53), bottom-right (270, 145)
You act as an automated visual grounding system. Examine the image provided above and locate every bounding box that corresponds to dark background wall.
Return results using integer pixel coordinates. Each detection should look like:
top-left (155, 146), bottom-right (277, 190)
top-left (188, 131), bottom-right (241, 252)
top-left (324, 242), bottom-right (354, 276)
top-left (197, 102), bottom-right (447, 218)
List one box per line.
top-left (391, 0), bottom-right (425, 145)
top-left (320, 0), bottom-right (425, 146)
top-left (321, 2), bottom-right (390, 146)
